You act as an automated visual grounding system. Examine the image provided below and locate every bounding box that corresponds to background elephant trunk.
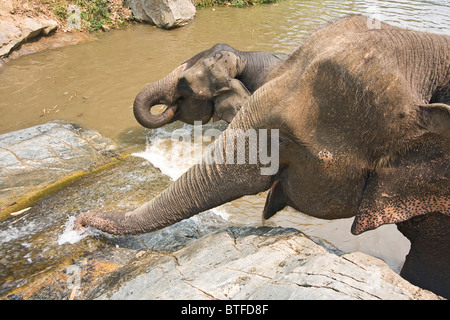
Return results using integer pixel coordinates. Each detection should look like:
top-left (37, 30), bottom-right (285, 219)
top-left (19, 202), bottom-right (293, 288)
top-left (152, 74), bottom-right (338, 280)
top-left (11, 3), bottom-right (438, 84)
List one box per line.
top-left (133, 65), bottom-right (185, 129)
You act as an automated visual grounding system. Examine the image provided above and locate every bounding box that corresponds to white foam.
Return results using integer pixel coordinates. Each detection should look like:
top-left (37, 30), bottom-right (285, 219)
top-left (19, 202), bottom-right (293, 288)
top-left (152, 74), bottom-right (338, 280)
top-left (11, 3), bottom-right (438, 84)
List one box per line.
top-left (0, 221), bottom-right (39, 245)
top-left (211, 206), bottom-right (231, 221)
top-left (58, 216), bottom-right (99, 245)
top-left (132, 125), bottom-right (205, 180)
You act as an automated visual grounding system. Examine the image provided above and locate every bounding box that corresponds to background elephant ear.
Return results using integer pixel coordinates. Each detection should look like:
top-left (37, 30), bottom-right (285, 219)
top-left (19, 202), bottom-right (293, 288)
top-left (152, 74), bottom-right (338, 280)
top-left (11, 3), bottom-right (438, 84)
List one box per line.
top-left (352, 103), bottom-right (450, 235)
top-left (213, 79), bottom-right (251, 122)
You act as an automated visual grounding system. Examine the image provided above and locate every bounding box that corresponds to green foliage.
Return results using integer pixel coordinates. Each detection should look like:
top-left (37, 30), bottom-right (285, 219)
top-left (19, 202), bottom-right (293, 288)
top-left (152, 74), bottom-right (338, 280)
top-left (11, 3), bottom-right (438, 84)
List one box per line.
top-left (39, 0), bottom-right (69, 20)
top-left (256, 0), bottom-right (278, 4)
top-left (38, 0), bottom-right (113, 32)
top-left (76, 0), bottom-right (110, 32)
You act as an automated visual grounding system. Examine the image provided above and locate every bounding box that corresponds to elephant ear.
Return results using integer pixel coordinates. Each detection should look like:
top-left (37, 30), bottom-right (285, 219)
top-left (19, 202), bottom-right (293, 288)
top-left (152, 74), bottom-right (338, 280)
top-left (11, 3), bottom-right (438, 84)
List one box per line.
top-left (213, 79), bottom-right (251, 122)
top-left (352, 103), bottom-right (450, 235)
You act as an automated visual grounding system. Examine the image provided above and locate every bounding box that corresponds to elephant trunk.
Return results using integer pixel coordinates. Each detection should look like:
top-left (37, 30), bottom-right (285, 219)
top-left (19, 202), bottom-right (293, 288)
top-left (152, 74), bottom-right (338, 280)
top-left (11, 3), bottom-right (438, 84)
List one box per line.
top-left (75, 125), bottom-right (273, 235)
top-left (133, 65), bottom-right (185, 129)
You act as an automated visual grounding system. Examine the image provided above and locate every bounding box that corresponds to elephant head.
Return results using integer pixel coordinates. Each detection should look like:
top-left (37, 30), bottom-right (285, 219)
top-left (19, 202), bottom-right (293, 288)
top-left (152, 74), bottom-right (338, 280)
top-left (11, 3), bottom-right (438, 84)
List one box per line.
top-left (133, 44), bottom-right (286, 128)
top-left (76, 16), bottom-right (450, 297)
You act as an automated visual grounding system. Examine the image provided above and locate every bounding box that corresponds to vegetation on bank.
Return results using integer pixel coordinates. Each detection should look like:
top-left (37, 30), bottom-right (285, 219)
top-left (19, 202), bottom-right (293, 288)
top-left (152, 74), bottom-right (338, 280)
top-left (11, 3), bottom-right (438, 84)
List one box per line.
top-left (36, 0), bottom-right (131, 32)
top-left (24, 0), bottom-right (279, 33)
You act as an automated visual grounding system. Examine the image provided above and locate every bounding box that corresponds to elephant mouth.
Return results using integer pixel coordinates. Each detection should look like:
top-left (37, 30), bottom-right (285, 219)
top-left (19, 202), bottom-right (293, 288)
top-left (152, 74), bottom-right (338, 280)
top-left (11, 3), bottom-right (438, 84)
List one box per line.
top-left (171, 97), bottom-right (215, 125)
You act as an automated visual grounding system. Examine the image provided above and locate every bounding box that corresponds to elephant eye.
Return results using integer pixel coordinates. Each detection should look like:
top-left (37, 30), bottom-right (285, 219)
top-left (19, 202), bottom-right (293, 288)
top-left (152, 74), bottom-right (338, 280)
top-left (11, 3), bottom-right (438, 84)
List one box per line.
top-left (279, 134), bottom-right (308, 150)
top-left (201, 59), bottom-right (214, 72)
top-left (279, 137), bottom-right (291, 148)
top-left (177, 78), bottom-right (194, 95)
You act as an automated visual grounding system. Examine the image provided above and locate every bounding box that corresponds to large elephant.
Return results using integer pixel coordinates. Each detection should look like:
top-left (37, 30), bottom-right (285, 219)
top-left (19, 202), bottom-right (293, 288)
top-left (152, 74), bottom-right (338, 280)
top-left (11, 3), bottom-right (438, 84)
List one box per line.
top-left (76, 16), bottom-right (450, 298)
top-left (133, 43), bottom-right (287, 128)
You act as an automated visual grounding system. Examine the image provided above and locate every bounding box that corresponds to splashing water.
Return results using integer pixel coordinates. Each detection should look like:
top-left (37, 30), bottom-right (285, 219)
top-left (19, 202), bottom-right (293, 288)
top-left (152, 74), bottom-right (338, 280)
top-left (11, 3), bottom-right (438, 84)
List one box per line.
top-left (58, 216), bottom-right (100, 245)
top-left (132, 125), bottom-right (204, 181)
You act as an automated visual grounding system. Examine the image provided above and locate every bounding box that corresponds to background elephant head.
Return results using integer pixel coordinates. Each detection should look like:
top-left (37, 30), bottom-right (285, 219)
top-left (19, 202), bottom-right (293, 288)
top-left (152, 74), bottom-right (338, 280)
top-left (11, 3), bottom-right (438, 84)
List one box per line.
top-left (77, 16), bottom-right (449, 298)
top-left (133, 43), bottom-right (287, 128)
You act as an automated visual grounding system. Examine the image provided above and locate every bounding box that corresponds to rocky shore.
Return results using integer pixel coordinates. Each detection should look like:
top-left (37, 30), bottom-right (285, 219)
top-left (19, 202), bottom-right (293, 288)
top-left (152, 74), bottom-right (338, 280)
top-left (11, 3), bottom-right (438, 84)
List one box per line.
top-left (0, 0), bottom-right (58, 60)
top-left (0, 0), bottom-right (280, 64)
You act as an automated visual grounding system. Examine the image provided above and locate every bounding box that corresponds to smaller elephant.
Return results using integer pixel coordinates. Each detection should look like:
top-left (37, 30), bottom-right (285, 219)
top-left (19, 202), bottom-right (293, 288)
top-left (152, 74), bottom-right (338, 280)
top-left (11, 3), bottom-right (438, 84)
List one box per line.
top-left (133, 44), bottom-right (288, 128)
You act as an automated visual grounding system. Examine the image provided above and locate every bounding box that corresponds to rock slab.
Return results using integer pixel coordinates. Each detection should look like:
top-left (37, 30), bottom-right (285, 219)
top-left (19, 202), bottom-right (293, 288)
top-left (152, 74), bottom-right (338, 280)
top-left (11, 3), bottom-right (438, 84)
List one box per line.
top-left (88, 225), bottom-right (441, 300)
top-left (0, 121), bottom-right (118, 212)
top-left (125, 0), bottom-right (196, 29)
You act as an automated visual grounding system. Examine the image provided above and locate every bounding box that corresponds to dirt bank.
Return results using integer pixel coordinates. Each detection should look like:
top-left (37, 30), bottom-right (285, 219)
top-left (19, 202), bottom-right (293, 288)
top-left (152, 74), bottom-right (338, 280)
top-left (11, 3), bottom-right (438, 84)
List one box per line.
top-left (5, 0), bottom-right (132, 33)
top-left (0, 0), bottom-right (133, 63)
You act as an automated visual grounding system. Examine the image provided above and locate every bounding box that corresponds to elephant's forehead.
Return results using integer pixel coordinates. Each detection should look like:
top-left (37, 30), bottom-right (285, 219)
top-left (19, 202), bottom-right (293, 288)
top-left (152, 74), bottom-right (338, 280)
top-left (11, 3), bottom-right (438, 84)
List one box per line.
top-left (275, 48), bottom-right (416, 159)
top-left (201, 52), bottom-right (238, 71)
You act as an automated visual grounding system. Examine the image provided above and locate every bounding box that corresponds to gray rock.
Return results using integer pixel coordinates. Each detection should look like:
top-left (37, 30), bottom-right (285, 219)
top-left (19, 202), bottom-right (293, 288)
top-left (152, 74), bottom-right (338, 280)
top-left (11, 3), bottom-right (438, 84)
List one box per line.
top-left (0, 121), bottom-right (118, 212)
top-left (89, 225), bottom-right (442, 300)
top-left (0, 155), bottom-right (171, 300)
top-left (125, 0), bottom-right (196, 29)
top-left (0, 13), bottom-right (57, 58)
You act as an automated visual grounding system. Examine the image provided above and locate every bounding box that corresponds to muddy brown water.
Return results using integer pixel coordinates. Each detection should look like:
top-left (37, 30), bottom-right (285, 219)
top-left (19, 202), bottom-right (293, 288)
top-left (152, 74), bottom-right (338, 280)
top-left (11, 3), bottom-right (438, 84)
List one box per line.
top-left (0, 0), bottom-right (449, 292)
top-left (1, 0), bottom-right (448, 139)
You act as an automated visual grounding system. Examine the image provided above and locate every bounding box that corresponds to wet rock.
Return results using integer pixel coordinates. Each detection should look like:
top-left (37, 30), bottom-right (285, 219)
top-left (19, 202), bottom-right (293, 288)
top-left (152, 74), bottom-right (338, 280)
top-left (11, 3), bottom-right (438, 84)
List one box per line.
top-left (125, 0), bottom-right (196, 29)
top-left (0, 155), bottom-right (171, 299)
top-left (7, 210), bottom-right (440, 300)
top-left (111, 210), bottom-right (231, 252)
top-left (0, 2), bottom-right (58, 58)
top-left (0, 121), bottom-right (118, 214)
top-left (87, 226), bottom-right (442, 300)
top-left (3, 245), bottom-right (138, 300)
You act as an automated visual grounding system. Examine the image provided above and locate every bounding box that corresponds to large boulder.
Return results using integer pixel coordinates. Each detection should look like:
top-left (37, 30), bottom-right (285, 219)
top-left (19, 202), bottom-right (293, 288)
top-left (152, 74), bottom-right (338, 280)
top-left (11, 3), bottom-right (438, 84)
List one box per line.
top-left (3, 210), bottom-right (442, 300)
top-left (0, 1), bottom-right (58, 58)
top-left (125, 0), bottom-right (196, 29)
